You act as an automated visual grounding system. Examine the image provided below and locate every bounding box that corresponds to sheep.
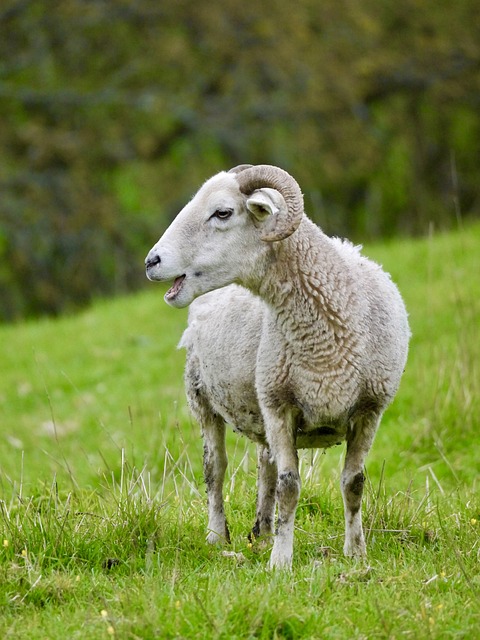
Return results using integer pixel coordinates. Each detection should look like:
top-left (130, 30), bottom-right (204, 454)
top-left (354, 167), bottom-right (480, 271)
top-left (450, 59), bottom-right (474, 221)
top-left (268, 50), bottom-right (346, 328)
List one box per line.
top-left (145, 164), bottom-right (410, 569)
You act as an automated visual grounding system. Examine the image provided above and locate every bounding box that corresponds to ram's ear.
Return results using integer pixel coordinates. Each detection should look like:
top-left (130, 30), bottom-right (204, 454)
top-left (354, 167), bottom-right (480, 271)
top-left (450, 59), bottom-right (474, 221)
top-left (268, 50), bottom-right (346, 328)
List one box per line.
top-left (246, 188), bottom-right (291, 241)
top-left (246, 188), bottom-right (284, 223)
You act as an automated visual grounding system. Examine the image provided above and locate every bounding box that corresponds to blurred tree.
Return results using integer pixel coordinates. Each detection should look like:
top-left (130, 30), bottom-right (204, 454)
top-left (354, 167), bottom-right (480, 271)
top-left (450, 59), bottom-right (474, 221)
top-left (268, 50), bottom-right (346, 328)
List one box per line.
top-left (0, 0), bottom-right (479, 319)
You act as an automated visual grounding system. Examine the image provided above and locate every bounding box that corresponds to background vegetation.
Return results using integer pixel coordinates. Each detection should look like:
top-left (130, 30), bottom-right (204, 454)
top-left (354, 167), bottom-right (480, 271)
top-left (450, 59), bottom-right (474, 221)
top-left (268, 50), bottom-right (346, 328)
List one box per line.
top-left (1, 0), bottom-right (479, 319)
top-left (0, 223), bottom-right (479, 638)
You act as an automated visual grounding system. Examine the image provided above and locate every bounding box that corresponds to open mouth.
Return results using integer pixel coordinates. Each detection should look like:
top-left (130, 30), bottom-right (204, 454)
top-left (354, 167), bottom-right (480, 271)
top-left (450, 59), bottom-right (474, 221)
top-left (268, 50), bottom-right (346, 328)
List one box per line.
top-left (165, 274), bottom-right (186, 301)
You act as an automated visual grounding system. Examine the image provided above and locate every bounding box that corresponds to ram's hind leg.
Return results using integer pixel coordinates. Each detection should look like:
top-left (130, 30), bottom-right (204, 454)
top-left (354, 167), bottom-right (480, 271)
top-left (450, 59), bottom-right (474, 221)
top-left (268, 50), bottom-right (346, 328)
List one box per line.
top-left (202, 417), bottom-right (230, 544)
top-left (250, 444), bottom-right (277, 542)
top-left (185, 354), bottom-right (230, 544)
top-left (341, 411), bottom-right (382, 557)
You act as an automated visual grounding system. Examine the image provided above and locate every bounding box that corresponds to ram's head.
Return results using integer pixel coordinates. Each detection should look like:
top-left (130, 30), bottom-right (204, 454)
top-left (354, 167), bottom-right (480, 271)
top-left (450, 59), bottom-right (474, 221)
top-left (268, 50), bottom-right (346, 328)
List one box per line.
top-left (145, 165), bottom-right (304, 307)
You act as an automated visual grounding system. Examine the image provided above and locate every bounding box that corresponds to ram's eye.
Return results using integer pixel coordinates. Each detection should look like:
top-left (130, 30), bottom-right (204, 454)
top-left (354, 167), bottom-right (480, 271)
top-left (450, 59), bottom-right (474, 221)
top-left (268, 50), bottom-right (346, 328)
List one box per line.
top-left (212, 209), bottom-right (233, 220)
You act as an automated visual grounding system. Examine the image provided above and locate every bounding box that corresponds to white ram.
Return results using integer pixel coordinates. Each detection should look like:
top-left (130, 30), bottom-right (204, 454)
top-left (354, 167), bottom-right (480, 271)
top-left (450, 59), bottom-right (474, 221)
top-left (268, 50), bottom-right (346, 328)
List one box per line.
top-left (145, 164), bottom-right (410, 569)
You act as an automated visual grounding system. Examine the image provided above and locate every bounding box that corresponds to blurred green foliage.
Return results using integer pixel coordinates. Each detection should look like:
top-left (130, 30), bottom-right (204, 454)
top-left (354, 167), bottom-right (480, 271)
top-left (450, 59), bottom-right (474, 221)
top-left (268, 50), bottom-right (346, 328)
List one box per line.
top-left (0, 0), bottom-right (479, 320)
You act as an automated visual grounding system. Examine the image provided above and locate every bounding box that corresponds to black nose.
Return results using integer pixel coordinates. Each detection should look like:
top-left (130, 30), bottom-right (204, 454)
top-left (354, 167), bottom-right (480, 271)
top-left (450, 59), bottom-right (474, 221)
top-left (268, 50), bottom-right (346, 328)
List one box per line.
top-left (145, 253), bottom-right (161, 269)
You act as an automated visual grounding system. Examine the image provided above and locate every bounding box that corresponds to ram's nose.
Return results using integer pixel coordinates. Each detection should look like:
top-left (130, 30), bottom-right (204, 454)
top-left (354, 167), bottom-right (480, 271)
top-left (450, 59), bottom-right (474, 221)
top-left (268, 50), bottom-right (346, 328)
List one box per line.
top-left (145, 251), bottom-right (162, 280)
top-left (145, 250), bottom-right (161, 270)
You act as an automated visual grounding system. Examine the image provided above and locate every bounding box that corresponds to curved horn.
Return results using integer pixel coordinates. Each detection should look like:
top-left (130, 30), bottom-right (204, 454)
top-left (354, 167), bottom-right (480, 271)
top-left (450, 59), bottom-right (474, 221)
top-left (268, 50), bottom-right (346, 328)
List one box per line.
top-left (235, 165), bottom-right (304, 242)
top-left (228, 164), bottom-right (254, 174)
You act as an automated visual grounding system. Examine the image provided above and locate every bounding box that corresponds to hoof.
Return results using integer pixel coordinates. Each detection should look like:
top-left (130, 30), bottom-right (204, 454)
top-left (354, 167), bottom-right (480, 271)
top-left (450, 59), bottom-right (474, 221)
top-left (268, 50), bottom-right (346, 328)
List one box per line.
top-left (343, 539), bottom-right (366, 558)
top-left (206, 529), bottom-right (230, 545)
top-left (268, 546), bottom-right (293, 570)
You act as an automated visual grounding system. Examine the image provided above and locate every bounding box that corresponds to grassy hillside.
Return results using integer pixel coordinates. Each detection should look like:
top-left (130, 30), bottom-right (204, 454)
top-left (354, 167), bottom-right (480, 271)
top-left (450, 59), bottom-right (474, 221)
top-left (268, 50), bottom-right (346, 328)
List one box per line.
top-left (0, 222), bottom-right (479, 638)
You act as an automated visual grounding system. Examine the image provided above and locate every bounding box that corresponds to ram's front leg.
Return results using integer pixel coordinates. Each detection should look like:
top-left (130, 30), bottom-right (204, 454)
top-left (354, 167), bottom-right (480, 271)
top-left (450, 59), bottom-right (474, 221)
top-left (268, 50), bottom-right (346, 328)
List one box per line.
top-left (202, 418), bottom-right (230, 544)
top-left (341, 411), bottom-right (381, 557)
top-left (263, 407), bottom-right (300, 570)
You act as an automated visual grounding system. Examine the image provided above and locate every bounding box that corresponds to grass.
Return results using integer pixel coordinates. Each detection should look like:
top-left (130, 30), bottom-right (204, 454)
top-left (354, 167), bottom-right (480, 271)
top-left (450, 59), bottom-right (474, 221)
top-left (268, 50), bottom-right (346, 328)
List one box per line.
top-left (0, 221), bottom-right (479, 638)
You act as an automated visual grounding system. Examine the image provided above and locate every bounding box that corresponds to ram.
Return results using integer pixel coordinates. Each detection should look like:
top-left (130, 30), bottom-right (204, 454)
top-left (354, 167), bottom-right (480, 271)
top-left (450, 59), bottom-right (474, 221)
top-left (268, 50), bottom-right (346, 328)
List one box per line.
top-left (145, 164), bottom-right (410, 569)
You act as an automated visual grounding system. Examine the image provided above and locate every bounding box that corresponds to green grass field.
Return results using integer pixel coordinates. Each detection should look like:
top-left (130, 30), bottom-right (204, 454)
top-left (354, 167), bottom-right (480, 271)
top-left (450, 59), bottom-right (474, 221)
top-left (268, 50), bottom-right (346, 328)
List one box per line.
top-left (1, 222), bottom-right (479, 639)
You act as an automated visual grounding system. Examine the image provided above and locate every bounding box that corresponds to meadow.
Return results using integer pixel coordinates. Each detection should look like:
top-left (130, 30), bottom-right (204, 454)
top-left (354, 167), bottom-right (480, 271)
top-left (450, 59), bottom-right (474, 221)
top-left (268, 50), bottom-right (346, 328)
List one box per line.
top-left (0, 222), bottom-right (479, 639)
